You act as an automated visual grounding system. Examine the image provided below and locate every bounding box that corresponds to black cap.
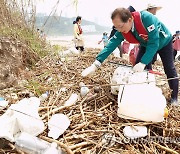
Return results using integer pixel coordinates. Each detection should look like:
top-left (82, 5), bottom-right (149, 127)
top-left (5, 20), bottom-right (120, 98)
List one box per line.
top-left (128, 6), bottom-right (136, 12)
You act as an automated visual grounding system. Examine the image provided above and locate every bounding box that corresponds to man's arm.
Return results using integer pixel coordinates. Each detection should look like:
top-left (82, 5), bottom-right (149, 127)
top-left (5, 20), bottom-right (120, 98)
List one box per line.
top-left (96, 31), bottom-right (124, 63)
top-left (81, 31), bottom-right (124, 77)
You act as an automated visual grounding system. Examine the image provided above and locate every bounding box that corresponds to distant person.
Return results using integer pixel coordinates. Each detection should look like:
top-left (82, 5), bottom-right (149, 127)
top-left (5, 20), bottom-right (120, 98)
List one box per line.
top-left (146, 3), bottom-right (162, 15)
top-left (73, 16), bottom-right (84, 51)
top-left (36, 28), bottom-right (41, 37)
top-left (109, 6), bottom-right (136, 57)
top-left (37, 28), bottom-right (40, 33)
top-left (172, 30), bottom-right (180, 60)
top-left (40, 30), bottom-right (46, 40)
top-left (98, 32), bottom-right (108, 48)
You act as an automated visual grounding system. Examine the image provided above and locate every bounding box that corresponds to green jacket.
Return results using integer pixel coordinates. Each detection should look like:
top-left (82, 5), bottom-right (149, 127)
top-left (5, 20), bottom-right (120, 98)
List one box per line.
top-left (96, 11), bottom-right (172, 65)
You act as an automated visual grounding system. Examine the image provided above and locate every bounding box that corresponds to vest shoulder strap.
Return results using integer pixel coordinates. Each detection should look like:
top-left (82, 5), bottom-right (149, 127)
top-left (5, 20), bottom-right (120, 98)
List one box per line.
top-left (132, 12), bottom-right (148, 41)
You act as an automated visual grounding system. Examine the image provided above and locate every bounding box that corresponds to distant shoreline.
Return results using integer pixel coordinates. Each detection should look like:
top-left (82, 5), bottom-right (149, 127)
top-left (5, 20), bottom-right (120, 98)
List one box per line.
top-left (47, 34), bottom-right (104, 49)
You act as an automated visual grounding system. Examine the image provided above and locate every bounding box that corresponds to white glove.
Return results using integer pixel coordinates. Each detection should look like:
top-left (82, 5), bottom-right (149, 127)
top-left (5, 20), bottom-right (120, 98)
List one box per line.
top-left (133, 62), bottom-right (146, 72)
top-left (81, 60), bottom-right (101, 77)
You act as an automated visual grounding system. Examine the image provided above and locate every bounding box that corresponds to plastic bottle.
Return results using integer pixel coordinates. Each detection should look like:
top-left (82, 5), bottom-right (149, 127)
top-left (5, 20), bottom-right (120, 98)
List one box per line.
top-left (43, 142), bottom-right (62, 154)
top-left (15, 132), bottom-right (50, 154)
top-left (79, 82), bottom-right (89, 97)
top-left (64, 93), bottom-right (79, 106)
top-left (0, 97), bottom-right (8, 109)
top-left (48, 114), bottom-right (70, 139)
top-left (39, 91), bottom-right (49, 102)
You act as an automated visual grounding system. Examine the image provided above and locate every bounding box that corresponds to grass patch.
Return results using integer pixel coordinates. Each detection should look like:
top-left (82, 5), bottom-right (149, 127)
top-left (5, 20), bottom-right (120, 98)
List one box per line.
top-left (0, 25), bottom-right (50, 58)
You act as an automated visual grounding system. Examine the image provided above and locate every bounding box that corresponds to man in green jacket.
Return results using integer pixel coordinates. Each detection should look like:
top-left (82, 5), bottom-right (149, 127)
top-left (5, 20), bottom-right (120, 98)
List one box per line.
top-left (82, 8), bottom-right (179, 106)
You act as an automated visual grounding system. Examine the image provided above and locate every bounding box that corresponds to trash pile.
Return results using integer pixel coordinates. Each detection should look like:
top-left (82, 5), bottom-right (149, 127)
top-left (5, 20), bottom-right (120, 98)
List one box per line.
top-left (0, 47), bottom-right (179, 154)
top-left (111, 66), bottom-right (167, 122)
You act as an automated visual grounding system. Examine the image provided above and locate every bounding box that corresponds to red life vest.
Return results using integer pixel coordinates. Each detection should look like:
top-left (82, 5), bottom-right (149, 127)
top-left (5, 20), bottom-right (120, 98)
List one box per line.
top-left (173, 39), bottom-right (180, 51)
top-left (122, 12), bottom-right (148, 44)
top-left (129, 45), bottom-right (139, 66)
top-left (121, 41), bottom-right (130, 54)
top-left (77, 24), bottom-right (83, 35)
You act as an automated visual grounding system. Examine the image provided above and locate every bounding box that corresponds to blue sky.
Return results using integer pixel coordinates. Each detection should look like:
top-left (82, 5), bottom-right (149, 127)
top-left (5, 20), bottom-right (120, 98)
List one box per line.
top-left (36, 0), bottom-right (180, 33)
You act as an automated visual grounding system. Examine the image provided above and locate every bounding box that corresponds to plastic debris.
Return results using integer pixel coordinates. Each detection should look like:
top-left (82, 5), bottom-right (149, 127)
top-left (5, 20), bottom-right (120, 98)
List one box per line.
top-left (111, 66), bottom-right (156, 95)
top-left (59, 47), bottom-right (80, 57)
top-left (15, 132), bottom-right (50, 154)
top-left (0, 97), bottom-right (8, 109)
top-left (0, 110), bottom-right (19, 142)
top-left (0, 97), bottom-right (45, 142)
top-left (48, 114), bottom-right (70, 139)
top-left (117, 84), bottom-right (166, 122)
top-left (44, 142), bottom-right (62, 154)
top-left (39, 91), bottom-right (49, 102)
top-left (60, 87), bottom-right (66, 92)
top-left (79, 82), bottom-right (89, 97)
top-left (64, 93), bottom-right (79, 106)
top-left (123, 126), bottom-right (148, 139)
top-left (10, 93), bottom-right (18, 100)
top-left (47, 77), bottom-right (53, 82)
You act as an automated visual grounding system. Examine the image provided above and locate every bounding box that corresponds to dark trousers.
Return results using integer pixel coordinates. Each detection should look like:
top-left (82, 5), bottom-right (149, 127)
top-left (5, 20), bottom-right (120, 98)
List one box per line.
top-left (136, 46), bottom-right (153, 70)
top-left (76, 46), bottom-right (84, 52)
top-left (173, 49), bottom-right (177, 60)
top-left (137, 46), bottom-right (158, 66)
top-left (136, 41), bottom-right (179, 101)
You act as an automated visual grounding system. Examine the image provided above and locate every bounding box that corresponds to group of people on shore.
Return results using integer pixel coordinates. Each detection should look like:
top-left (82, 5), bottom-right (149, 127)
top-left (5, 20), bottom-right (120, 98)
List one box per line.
top-left (73, 4), bottom-right (179, 106)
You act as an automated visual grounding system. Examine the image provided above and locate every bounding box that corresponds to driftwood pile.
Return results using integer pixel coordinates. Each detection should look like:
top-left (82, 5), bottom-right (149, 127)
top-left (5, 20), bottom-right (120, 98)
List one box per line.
top-left (0, 48), bottom-right (179, 154)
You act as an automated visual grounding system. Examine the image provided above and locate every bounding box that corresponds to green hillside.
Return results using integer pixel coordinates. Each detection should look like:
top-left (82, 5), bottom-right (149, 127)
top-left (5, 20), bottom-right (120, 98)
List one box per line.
top-left (35, 16), bottom-right (111, 36)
